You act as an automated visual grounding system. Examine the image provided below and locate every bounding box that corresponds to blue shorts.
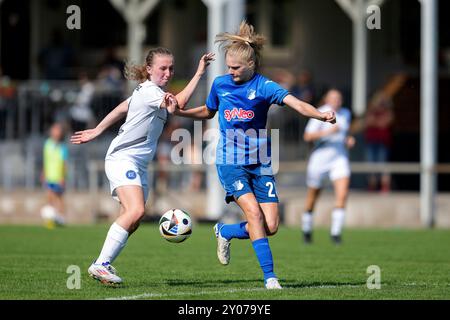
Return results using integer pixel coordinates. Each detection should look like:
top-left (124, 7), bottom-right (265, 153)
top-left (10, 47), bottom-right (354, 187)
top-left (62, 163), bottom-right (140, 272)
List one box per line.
top-left (217, 164), bottom-right (279, 204)
top-left (45, 182), bottom-right (65, 195)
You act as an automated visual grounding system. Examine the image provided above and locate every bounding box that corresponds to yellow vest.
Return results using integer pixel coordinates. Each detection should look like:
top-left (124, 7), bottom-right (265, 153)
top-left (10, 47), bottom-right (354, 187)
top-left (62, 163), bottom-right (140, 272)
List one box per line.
top-left (43, 139), bottom-right (67, 184)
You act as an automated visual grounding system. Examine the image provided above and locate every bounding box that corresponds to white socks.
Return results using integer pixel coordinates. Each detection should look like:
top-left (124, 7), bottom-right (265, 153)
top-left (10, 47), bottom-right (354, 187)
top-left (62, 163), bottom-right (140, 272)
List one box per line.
top-left (302, 212), bottom-right (313, 233)
top-left (331, 208), bottom-right (345, 237)
top-left (96, 222), bottom-right (129, 265)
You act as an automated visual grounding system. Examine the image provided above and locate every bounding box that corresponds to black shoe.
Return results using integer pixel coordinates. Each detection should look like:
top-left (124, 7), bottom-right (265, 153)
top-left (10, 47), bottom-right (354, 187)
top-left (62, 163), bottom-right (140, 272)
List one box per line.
top-left (303, 232), bottom-right (313, 244)
top-left (331, 235), bottom-right (342, 245)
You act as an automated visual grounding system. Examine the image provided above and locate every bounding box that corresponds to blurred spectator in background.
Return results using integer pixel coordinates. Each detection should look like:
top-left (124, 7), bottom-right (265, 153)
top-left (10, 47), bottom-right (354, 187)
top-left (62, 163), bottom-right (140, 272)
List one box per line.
top-left (0, 66), bottom-right (16, 139)
top-left (0, 65), bottom-right (14, 96)
top-left (97, 47), bottom-right (126, 92)
top-left (100, 47), bottom-right (126, 74)
top-left (267, 68), bottom-right (295, 130)
top-left (97, 65), bottom-right (125, 92)
top-left (364, 93), bottom-right (393, 192)
top-left (68, 71), bottom-right (96, 190)
top-left (271, 68), bottom-right (296, 90)
top-left (69, 71), bottom-right (96, 132)
top-left (38, 29), bottom-right (76, 80)
top-left (291, 69), bottom-right (315, 104)
top-left (40, 123), bottom-right (68, 228)
top-left (364, 74), bottom-right (406, 193)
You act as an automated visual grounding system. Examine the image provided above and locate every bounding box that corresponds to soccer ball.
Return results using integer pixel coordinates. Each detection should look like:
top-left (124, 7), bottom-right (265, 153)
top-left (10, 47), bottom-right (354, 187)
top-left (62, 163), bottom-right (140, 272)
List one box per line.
top-left (40, 205), bottom-right (57, 221)
top-left (159, 209), bottom-right (192, 243)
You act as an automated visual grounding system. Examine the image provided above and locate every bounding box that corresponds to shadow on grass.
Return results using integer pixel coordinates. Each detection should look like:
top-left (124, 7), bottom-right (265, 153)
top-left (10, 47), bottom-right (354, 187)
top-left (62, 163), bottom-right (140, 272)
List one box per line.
top-left (161, 278), bottom-right (367, 290)
top-left (163, 278), bottom-right (262, 288)
top-left (92, 276), bottom-right (367, 291)
top-left (281, 279), bottom-right (366, 289)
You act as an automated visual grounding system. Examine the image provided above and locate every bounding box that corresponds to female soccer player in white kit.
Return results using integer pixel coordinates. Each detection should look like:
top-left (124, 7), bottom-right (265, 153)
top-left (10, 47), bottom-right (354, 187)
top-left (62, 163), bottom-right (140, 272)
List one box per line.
top-left (70, 48), bottom-right (214, 285)
top-left (302, 89), bottom-right (355, 245)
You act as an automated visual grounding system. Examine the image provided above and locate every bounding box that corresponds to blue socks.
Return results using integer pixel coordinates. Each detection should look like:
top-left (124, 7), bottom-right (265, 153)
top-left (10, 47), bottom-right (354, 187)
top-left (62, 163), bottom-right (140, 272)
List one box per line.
top-left (219, 223), bottom-right (276, 281)
top-left (219, 222), bottom-right (250, 240)
top-left (252, 238), bottom-right (276, 281)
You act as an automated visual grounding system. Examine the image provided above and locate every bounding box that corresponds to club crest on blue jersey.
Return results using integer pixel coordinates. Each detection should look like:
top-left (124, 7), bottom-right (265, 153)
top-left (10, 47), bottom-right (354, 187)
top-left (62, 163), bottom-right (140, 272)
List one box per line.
top-left (247, 89), bottom-right (257, 100)
top-left (126, 170), bottom-right (137, 180)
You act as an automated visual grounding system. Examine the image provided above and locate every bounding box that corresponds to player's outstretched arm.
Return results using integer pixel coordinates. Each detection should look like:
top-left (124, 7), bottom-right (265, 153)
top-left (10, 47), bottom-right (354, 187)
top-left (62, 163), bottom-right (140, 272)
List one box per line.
top-left (283, 94), bottom-right (336, 123)
top-left (70, 99), bottom-right (129, 144)
top-left (174, 105), bottom-right (216, 120)
top-left (176, 53), bottom-right (215, 109)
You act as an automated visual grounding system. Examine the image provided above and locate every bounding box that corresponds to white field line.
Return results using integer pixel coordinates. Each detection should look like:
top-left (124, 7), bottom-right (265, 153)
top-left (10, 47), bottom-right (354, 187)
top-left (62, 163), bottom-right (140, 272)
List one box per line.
top-left (106, 288), bottom-right (266, 300)
top-left (106, 282), bottom-right (450, 300)
top-left (105, 285), bottom-right (361, 300)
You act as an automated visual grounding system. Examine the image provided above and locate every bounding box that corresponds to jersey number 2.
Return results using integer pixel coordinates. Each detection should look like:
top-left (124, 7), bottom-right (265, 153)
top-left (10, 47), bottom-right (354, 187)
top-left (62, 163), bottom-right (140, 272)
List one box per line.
top-left (266, 182), bottom-right (276, 198)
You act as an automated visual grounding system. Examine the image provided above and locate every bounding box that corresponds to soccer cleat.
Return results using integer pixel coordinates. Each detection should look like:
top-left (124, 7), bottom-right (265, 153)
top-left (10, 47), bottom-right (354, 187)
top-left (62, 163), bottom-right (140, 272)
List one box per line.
top-left (214, 223), bottom-right (230, 265)
top-left (54, 214), bottom-right (66, 227)
top-left (265, 277), bottom-right (282, 290)
top-left (88, 261), bottom-right (122, 285)
top-left (331, 235), bottom-right (342, 245)
top-left (303, 232), bottom-right (313, 244)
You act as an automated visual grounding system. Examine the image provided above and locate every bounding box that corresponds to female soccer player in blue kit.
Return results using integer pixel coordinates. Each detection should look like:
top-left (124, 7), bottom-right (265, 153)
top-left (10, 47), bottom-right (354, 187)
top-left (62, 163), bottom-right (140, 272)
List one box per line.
top-left (174, 21), bottom-right (336, 289)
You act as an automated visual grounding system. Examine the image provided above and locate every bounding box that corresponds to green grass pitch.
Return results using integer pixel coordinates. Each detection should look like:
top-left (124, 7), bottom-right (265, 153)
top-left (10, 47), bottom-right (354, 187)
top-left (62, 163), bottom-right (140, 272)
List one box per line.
top-left (0, 224), bottom-right (449, 300)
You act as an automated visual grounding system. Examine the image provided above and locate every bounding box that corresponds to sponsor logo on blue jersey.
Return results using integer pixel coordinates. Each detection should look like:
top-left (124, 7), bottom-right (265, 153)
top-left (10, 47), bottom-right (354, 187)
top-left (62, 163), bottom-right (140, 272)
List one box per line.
top-left (224, 108), bottom-right (255, 122)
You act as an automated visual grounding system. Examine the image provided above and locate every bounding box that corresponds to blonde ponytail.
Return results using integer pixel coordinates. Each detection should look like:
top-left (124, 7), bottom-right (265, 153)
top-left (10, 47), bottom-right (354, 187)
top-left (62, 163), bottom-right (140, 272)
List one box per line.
top-left (215, 21), bottom-right (266, 69)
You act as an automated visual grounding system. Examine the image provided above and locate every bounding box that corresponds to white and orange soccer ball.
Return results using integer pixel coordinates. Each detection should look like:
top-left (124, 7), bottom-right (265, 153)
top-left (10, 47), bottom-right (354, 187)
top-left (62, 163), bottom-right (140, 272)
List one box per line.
top-left (159, 209), bottom-right (192, 243)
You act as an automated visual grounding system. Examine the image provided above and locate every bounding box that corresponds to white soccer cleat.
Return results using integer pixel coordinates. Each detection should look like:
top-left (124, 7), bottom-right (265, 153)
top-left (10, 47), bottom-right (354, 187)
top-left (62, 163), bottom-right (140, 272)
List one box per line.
top-left (54, 214), bottom-right (66, 226)
top-left (265, 278), bottom-right (282, 290)
top-left (214, 223), bottom-right (230, 265)
top-left (88, 261), bottom-right (122, 285)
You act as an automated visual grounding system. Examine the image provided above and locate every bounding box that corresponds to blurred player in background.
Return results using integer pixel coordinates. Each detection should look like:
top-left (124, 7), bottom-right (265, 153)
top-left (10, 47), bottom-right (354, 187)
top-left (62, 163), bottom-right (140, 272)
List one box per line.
top-left (41, 122), bottom-right (68, 228)
top-left (70, 48), bottom-right (214, 285)
top-left (174, 21), bottom-right (335, 289)
top-left (302, 89), bottom-right (355, 245)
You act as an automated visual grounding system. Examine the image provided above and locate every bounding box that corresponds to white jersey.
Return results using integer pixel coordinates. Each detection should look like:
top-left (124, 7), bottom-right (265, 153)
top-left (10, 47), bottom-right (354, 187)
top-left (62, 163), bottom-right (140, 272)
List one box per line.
top-left (105, 80), bottom-right (167, 168)
top-left (304, 105), bottom-right (352, 188)
top-left (304, 104), bottom-right (351, 155)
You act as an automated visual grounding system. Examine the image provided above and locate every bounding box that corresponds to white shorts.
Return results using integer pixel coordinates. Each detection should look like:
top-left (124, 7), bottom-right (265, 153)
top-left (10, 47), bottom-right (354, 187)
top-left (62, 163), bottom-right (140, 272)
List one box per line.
top-left (105, 160), bottom-right (149, 203)
top-left (306, 152), bottom-right (350, 189)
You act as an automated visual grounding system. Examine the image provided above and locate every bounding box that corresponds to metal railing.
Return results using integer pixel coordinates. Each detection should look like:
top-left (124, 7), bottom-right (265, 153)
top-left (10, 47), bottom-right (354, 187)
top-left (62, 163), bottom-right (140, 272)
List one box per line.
top-left (84, 160), bottom-right (450, 195)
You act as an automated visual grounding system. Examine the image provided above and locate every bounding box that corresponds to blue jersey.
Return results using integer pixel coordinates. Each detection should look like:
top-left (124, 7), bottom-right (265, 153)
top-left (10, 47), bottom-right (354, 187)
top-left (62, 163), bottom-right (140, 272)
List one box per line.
top-left (206, 73), bottom-right (289, 167)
